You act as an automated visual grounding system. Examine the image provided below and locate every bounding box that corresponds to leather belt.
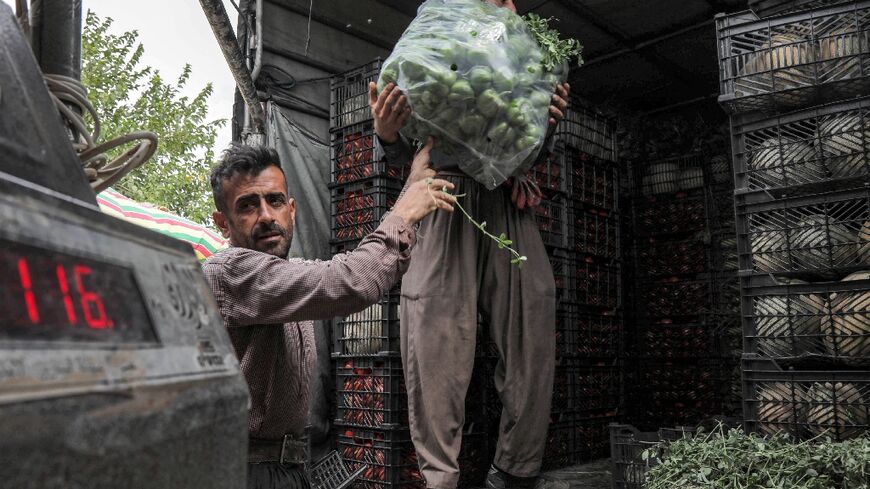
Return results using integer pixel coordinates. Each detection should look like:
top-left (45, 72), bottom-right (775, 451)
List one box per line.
top-left (248, 434), bottom-right (307, 465)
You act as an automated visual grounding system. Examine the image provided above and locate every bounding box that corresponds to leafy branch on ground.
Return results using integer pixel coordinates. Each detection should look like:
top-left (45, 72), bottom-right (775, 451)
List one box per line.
top-left (643, 424), bottom-right (870, 489)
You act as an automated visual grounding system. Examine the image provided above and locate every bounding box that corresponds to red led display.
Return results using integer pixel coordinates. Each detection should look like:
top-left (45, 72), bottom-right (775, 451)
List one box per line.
top-left (0, 240), bottom-right (157, 344)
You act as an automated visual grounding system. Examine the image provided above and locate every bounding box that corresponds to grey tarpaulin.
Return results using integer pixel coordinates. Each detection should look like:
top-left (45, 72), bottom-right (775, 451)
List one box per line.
top-left (266, 102), bottom-right (334, 461)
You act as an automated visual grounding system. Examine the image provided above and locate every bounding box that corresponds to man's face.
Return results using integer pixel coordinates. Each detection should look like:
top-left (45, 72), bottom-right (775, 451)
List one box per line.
top-left (485, 0), bottom-right (516, 13)
top-left (213, 166), bottom-right (297, 258)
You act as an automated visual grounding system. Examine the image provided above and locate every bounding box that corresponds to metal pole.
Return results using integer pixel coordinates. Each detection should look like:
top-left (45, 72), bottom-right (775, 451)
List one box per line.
top-left (199, 0), bottom-right (266, 135)
top-left (30, 0), bottom-right (82, 78)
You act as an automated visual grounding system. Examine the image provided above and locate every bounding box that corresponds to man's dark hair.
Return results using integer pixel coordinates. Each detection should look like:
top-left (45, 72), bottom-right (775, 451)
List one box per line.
top-left (210, 144), bottom-right (283, 212)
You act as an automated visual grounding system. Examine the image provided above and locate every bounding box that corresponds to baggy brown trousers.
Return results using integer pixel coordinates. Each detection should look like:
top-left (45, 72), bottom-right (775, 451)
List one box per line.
top-left (400, 172), bottom-right (556, 489)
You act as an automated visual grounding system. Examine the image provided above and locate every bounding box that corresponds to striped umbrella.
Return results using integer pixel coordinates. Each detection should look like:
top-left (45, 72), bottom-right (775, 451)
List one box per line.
top-left (96, 188), bottom-right (228, 261)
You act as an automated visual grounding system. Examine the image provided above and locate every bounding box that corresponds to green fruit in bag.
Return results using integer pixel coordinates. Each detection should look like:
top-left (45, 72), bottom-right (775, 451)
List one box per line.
top-left (448, 79), bottom-right (475, 105)
top-left (515, 135), bottom-right (537, 152)
top-left (459, 114), bottom-right (485, 137)
top-left (468, 66), bottom-right (492, 92)
top-left (476, 89), bottom-right (504, 118)
top-left (492, 70), bottom-right (513, 93)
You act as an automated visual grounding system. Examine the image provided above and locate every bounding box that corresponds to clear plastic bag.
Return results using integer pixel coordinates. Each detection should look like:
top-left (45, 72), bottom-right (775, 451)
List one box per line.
top-left (377, 0), bottom-right (565, 189)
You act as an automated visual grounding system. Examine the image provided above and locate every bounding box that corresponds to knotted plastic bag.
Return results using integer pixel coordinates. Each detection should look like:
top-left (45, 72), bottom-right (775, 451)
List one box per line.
top-left (377, 0), bottom-right (565, 189)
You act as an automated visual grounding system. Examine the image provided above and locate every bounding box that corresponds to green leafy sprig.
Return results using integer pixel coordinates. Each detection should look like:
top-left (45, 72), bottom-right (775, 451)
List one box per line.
top-left (642, 424), bottom-right (870, 489)
top-left (427, 178), bottom-right (527, 267)
top-left (523, 13), bottom-right (583, 72)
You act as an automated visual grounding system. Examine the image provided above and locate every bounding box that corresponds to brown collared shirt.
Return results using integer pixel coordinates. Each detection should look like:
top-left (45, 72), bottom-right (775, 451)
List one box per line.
top-left (202, 214), bottom-right (416, 440)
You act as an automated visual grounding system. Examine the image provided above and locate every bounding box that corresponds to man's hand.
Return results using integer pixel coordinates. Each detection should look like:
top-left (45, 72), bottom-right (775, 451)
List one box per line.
top-left (548, 82), bottom-right (570, 131)
top-left (509, 175), bottom-right (543, 210)
top-left (408, 137), bottom-right (437, 186)
top-left (391, 177), bottom-right (456, 226)
top-left (369, 82), bottom-right (411, 144)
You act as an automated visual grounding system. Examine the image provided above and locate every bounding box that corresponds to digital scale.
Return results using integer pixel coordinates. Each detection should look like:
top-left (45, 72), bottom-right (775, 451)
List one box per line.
top-left (0, 4), bottom-right (249, 487)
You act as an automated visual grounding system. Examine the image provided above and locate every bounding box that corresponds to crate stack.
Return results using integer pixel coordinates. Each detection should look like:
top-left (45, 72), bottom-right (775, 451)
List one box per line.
top-left (329, 60), bottom-right (494, 489)
top-left (717, 1), bottom-right (870, 440)
top-left (624, 145), bottom-right (742, 429)
top-left (528, 99), bottom-right (622, 468)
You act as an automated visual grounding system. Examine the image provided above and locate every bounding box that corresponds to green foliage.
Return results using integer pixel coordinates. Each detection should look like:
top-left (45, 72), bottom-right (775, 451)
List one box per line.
top-left (81, 10), bottom-right (225, 225)
top-left (522, 13), bottom-right (583, 72)
top-left (645, 425), bottom-right (870, 489)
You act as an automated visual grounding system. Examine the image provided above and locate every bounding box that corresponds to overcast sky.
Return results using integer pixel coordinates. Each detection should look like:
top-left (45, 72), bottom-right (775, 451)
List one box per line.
top-left (3, 0), bottom-right (237, 154)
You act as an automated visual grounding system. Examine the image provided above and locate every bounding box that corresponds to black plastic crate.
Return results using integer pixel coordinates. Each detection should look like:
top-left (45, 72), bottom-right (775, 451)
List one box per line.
top-left (742, 273), bottom-right (870, 366)
top-left (527, 141), bottom-right (568, 195)
top-left (633, 321), bottom-right (735, 360)
top-left (730, 96), bottom-right (870, 196)
top-left (569, 150), bottom-right (619, 211)
top-left (542, 414), bottom-right (574, 471)
top-left (712, 272), bottom-right (742, 316)
top-left (736, 187), bottom-right (869, 279)
top-left (336, 425), bottom-right (424, 489)
top-left (635, 235), bottom-right (709, 277)
top-left (743, 355), bottom-right (870, 440)
top-left (331, 178), bottom-right (402, 245)
top-left (625, 359), bottom-right (735, 428)
top-left (572, 256), bottom-right (620, 309)
top-left (711, 231), bottom-right (740, 273)
top-left (750, 0), bottom-right (853, 18)
top-left (708, 188), bottom-right (737, 231)
top-left (560, 306), bottom-right (621, 360)
top-left (574, 366), bottom-right (621, 415)
top-left (310, 451), bottom-right (366, 489)
top-left (551, 365), bottom-right (573, 414)
top-left (609, 424), bottom-right (696, 489)
top-left (637, 276), bottom-right (714, 319)
top-left (335, 356), bottom-right (408, 429)
top-left (573, 416), bottom-right (614, 463)
top-left (535, 196), bottom-right (569, 249)
top-left (716, 2), bottom-right (870, 115)
top-left (331, 59), bottom-right (382, 130)
top-left (556, 98), bottom-right (617, 163)
top-left (570, 205), bottom-right (619, 260)
top-left (548, 248), bottom-right (574, 303)
top-left (331, 121), bottom-right (410, 186)
top-left (634, 193), bottom-right (707, 237)
top-left (334, 289), bottom-right (401, 356)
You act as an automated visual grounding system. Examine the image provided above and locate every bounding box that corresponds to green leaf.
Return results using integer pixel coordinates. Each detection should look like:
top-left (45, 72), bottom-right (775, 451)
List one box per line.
top-left (81, 10), bottom-right (223, 228)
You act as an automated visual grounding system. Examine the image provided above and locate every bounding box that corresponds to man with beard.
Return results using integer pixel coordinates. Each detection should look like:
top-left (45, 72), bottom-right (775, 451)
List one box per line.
top-left (202, 143), bottom-right (455, 489)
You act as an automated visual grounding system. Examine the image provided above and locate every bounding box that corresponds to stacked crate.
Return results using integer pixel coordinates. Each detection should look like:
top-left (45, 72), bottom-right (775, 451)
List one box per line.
top-left (531, 99), bottom-right (622, 468)
top-left (329, 59), bottom-right (422, 489)
top-left (330, 60), bottom-right (493, 489)
top-left (717, 1), bottom-right (870, 440)
top-left (624, 146), bottom-right (741, 429)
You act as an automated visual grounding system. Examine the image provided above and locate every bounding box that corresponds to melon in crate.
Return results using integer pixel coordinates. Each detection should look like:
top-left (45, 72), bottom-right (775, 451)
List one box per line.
top-left (757, 382), bottom-right (805, 437)
top-left (736, 32), bottom-right (812, 96)
top-left (789, 214), bottom-right (859, 274)
top-left (678, 166), bottom-right (705, 190)
top-left (643, 162), bottom-right (678, 196)
top-left (824, 271), bottom-right (870, 363)
top-left (817, 26), bottom-right (870, 82)
top-left (754, 279), bottom-right (824, 358)
top-left (751, 222), bottom-right (788, 273)
top-left (818, 113), bottom-right (869, 179)
top-left (806, 381), bottom-right (868, 440)
top-left (748, 136), bottom-right (818, 188)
